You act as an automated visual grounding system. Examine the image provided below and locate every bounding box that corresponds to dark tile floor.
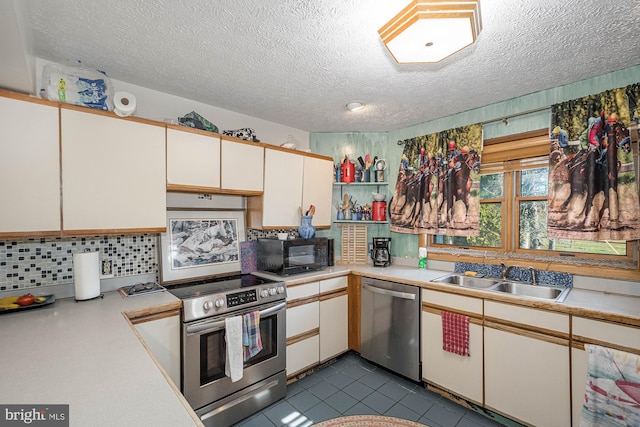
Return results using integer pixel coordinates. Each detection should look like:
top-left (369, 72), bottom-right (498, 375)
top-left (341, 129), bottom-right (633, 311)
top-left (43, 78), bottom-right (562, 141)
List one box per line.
top-left (235, 352), bottom-right (511, 427)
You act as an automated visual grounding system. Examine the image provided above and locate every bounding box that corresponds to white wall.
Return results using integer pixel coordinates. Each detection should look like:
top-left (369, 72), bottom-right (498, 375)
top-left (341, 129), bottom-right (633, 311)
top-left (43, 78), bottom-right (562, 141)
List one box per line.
top-left (35, 58), bottom-right (310, 150)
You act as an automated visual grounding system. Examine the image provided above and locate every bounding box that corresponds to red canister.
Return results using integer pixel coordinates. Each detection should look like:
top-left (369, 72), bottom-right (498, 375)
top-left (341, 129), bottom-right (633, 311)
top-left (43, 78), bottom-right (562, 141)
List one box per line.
top-left (372, 201), bottom-right (387, 221)
top-left (341, 161), bottom-right (355, 183)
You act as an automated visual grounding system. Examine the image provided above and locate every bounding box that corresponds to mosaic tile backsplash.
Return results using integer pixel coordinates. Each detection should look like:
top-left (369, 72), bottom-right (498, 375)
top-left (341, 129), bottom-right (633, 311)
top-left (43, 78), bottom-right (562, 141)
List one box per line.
top-left (0, 229), bottom-right (297, 291)
top-left (0, 235), bottom-right (158, 291)
top-left (454, 262), bottom-right (573, 287)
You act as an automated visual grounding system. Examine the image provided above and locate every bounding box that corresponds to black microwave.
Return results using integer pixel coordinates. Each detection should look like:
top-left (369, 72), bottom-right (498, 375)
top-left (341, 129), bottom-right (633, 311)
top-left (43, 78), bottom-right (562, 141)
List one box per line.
top-left (257, 237), bottom-right (328, 276)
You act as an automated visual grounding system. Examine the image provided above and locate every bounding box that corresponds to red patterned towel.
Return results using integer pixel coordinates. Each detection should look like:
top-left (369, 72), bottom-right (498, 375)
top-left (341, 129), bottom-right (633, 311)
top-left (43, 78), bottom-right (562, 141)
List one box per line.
top-left (242, 310), bottom-right (263, 361)
top-left (442, 311), bottom-right (470, 356)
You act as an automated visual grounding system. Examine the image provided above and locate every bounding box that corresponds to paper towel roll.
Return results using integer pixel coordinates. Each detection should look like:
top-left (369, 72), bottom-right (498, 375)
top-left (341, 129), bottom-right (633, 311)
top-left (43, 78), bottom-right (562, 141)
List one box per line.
top-left (73, 251), bottom-right (101, 300)
top-left (113, 91), bottom-right (137, 117)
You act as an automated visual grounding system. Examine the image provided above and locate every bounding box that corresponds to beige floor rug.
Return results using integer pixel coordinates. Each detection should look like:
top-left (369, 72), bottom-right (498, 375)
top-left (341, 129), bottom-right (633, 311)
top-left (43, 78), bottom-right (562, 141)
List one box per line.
top-left (313, 415), bottom-right (426, 426)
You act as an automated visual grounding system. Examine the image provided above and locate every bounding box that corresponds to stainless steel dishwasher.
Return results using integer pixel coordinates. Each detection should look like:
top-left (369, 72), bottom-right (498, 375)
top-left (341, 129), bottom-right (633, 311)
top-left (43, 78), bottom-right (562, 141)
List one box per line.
top-left (360, 277), bottom-right (420, 381)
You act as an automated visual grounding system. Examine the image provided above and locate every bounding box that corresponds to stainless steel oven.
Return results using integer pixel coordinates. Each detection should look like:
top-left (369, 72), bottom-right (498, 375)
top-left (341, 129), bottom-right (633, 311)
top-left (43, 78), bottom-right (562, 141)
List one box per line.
top-left (167, 274), bottom-right (287, 427)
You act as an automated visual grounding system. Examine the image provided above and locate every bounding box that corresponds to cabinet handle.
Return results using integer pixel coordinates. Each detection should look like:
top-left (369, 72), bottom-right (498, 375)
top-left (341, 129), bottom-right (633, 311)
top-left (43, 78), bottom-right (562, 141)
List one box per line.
top-left (363, 284), bottom-right (416, 300)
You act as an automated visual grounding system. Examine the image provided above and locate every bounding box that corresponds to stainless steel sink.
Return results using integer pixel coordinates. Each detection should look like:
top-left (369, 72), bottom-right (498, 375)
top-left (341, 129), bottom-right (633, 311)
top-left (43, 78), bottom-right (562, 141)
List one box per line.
top-left (490, 281), bottom-right (570, 302)
top-left (432, 273), bottom-right (571, 302)
top-left (433, 274), bottom-right (500, 289)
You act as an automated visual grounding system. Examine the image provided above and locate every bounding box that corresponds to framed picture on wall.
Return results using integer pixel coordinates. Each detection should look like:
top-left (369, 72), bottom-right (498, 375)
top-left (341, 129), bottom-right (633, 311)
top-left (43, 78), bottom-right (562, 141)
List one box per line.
top-left (158, 210), bottom-right (246, 284)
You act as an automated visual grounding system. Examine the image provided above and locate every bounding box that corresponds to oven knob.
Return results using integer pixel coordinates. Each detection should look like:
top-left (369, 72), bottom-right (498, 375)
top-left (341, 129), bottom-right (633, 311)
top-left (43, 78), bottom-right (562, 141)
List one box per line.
top-left (203, 300), bottom-right (213, 311)
top-left (260, 289), bottom-right (269, 298)
top-left (215, 298), bottom-right (225, 308)
top-left (276, 286), bottom-right (285, 294)
top-left (268, 287), bottom-right (277, 296)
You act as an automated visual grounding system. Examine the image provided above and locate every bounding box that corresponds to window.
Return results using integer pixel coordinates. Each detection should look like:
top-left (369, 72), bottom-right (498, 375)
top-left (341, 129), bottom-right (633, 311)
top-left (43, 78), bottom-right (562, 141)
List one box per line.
top-left (432, 129), bottom-right (633, 261)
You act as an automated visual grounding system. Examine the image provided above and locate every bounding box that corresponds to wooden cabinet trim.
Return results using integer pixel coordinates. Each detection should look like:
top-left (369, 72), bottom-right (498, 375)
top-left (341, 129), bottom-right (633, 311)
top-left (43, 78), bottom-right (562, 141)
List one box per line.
top-left (286, 328), bottom-right (320, 346)
top-left (124, 301), bottom-right (183, 320)
top-left (166, 184), bottom-right (221, 193)
top-left (61, 227), bottom-right (166, 236)
top-left (319, 288), bottom-right (347, 301)
top-left (60, 103), bottom-right (165, 127)
top-left (571, 335), bottom-right (640, 354)
top-left (422, 304), bottom-right (483, 325)
top-left (0, 89), bottom-right (59, 106)
top-left (130, 309), bottom-right (181, 325)
top-left (485, 320), bottom-right (569, 346)
top-left (287, 295), bottom-right (320, 309)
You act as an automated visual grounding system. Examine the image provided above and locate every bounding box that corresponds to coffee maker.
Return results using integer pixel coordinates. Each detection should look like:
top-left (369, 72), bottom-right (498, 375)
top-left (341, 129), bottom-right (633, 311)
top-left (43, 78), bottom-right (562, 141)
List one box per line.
top-left (371, 237), bottom-right (392, 267)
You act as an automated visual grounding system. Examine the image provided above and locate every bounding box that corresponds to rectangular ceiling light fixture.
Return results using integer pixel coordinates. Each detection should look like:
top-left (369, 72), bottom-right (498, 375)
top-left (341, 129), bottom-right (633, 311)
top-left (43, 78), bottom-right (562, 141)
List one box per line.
top-left (379, 0), bottom-right (482, 63)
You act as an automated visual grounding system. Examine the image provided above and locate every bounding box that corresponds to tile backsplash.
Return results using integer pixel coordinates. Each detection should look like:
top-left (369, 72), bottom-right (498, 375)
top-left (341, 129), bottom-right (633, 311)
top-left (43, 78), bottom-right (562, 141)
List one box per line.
top-left (0, 235), bottom-right (157, 291)
top-left (454, 262), bottom-right (573, 287)
top-left (0, 229), bottom-right (298, 291)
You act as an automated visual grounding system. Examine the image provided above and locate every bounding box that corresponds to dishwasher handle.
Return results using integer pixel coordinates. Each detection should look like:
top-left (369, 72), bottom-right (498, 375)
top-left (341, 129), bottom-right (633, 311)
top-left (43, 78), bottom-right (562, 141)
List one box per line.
top-left (362, 283), bottom-right (416, 300)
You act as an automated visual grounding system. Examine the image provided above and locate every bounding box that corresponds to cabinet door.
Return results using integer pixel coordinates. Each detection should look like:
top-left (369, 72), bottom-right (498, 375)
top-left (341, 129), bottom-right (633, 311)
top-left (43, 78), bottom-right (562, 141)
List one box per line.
top-left (221, 139), bottom-right (263, 193)
top-left (262, 149), bottom-right (303, 227)
top-left (421, 310), bottom-right (483, 404)
top-left (484, 326), bottom-right (570, 426)
top-left (320, 294), bottom-right (348, 361)
top-left (302, 156), bottom-right (334, 227)
top-left (287, 335), bottom-right (319, 377)
top-left (0, 95), bottom-right (60, 235)
top-left (166, 127), bottom-right (220, 191)
top-left (133, 313), bottom-right (181, 389)
top-left (61, 108), bottom-right (166, 232)
top-left (571, 317), bottom-right (640, 427)
top-left (287, 301), bottom-right (319, 338)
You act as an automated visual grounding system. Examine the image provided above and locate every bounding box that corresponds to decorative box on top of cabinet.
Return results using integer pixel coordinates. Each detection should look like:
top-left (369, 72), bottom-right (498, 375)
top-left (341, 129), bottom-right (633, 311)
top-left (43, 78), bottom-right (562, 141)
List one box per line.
top-left (60, 105), bottom-right (167, 234)
top-left (0, 91), bottom-right (61, 238)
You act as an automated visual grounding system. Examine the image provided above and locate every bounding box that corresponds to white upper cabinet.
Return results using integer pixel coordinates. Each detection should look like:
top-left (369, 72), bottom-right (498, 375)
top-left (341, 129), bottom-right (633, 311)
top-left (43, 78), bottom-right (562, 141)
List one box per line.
top-left (256, 148), bottom-right (304, 228)
top-left (166, 127), bottom-right (220, 191)
top-left (302, 155), bottom-right (334, 228)
top-left (0, 93), bottom-right (61, 236)
top-left (220, 137), bottom-right (264, 194)
top-left (61, 107), bottom-right (166, 233)
top-left (248, 148), bottom-right (333, 229)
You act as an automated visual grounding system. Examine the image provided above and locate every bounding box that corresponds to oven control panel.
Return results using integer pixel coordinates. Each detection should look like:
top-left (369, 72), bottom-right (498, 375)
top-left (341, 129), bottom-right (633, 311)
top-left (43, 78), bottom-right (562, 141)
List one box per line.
top-left (226, 289), bottom-right (258, 308)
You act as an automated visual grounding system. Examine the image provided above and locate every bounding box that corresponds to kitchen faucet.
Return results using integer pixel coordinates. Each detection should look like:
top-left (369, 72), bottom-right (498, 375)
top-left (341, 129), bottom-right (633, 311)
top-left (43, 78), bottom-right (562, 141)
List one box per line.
top-left (500, 263), bottom-right (514, 280)
top-left (528, 267), bottom-right (537, 285)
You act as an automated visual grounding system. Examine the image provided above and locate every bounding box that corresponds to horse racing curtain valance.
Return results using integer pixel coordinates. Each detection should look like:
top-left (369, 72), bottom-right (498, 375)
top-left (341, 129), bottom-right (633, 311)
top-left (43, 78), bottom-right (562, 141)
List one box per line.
top-left (548, 83), bottom-right (640, 241)
top-left (390, 124), bottom-right (482, 236)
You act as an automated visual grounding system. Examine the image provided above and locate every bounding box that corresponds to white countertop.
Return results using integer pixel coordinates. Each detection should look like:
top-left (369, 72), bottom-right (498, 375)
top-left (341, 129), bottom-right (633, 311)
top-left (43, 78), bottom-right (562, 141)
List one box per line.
top-left (1, 264), bottom-right (638, 427)
top-left (257, 264), bottom-right (640, 326)
top-left (0, 291), bottom-right (200, 427)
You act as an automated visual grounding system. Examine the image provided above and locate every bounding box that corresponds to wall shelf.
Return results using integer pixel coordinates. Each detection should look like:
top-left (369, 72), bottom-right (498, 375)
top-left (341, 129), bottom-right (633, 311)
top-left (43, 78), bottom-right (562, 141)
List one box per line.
top-left (334, 220), bottom-right (388, 224)
top-left (333, 182), bottom-right (388, 186)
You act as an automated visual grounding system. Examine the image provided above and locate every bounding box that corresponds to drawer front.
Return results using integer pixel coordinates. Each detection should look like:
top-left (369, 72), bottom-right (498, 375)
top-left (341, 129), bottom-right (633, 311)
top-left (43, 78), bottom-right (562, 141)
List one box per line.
top-left (287, 335), bottom-right (319, 377)
top-left (485, 300), bottom-right (569, 334)
top-left (319, 276), bottom-right (347, 293)
top-left (286, 301), bottom-right (319, 338)
top-left (422, 289), bottom-right (482, 315)
top-left (287, 281), bottom-right (319, 301)
top-left (573, 316), bottom-right (640, 351)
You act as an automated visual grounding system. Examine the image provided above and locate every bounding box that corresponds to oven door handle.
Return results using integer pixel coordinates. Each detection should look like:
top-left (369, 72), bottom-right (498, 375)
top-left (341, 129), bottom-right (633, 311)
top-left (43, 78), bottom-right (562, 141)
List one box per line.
top-left (185, 301), bottom-right (286, 335)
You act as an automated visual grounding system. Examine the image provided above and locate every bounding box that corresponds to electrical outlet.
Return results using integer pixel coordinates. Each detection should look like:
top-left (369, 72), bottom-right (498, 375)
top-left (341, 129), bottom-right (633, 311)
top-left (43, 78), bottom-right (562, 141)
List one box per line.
top-left (100, 259), bottom-right (114, 279)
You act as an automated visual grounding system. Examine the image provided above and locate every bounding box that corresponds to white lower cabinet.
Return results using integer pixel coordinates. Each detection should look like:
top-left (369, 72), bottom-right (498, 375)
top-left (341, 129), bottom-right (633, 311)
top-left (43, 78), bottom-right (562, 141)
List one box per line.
top-left (570, 316), bottom-right (640, 427)
top-left (421, 289), bottom-right (483, 404)
top-left (285, 276), bottom-right (349, 377)
top-left (132, 311), bottom-right (181, 389)
top-left (319, 277), bottom-right (349, 362)
top-left (286, 281), bottom-right (320, 377)
top-left (484, 301), bottom-right (570, 427)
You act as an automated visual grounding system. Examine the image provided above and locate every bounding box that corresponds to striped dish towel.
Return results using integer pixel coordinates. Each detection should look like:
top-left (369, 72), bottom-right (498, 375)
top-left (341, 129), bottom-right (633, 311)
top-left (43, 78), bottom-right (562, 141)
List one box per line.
top-left (242, 310), bottom-right (263, 361)
top-left (442, 311), bottom-right (470, 356)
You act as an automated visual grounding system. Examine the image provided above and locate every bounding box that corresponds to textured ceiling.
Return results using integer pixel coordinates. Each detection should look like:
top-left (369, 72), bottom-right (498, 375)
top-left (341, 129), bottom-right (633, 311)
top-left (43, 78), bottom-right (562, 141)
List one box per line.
top-left (19, 0), bottom-right (640, 132)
